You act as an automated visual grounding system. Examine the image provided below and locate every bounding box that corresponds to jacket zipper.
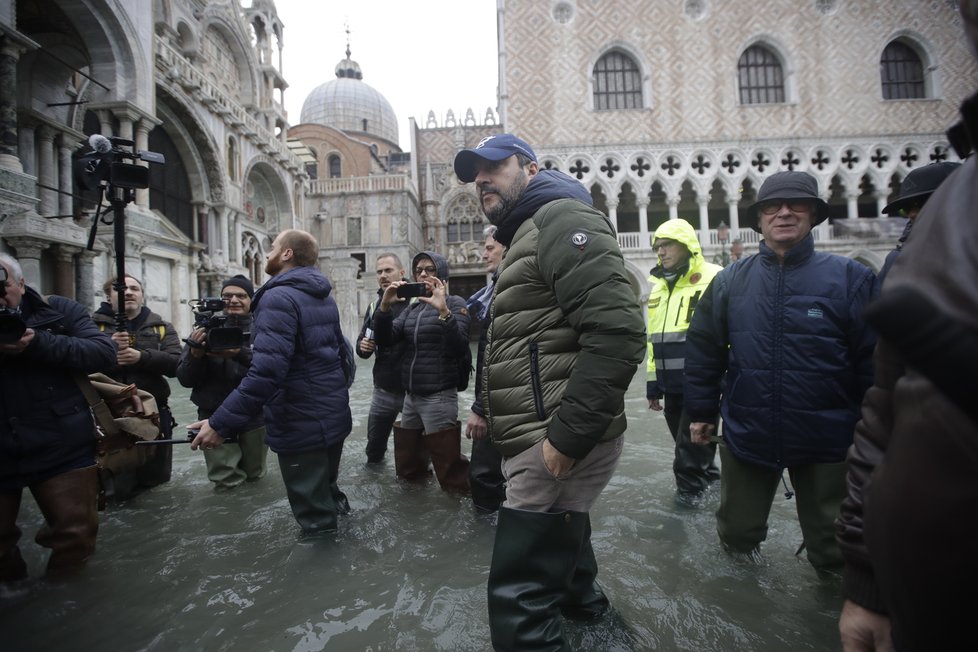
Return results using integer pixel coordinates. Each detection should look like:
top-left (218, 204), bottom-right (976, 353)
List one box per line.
top-left (528, 341), bottom-right (546, 420)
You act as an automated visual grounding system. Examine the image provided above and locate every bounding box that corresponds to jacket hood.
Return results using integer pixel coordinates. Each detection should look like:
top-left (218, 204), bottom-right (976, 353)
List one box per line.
top-left (652, 218), bottom-right (702, 258)
top-left (494, 169), bottom-right (594, 247)
top-left (412, 250), bottom-right (450, 280)
top-left (254, 265), bottom-right (332, 308)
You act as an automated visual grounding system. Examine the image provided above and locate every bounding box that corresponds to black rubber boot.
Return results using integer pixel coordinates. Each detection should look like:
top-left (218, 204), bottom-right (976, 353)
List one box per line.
top-left (326, 442), bottom-right (351, 515)
top-left (469, 436), bottom-right (505, 512)
top-left (561, 514), bottom-right (610, 620)
top-left (277, 450), bottom-right (338, 533)
top-left (0, 490), bottom-right (27, 582)
top-left (488, 507), bottom-right (590, 651)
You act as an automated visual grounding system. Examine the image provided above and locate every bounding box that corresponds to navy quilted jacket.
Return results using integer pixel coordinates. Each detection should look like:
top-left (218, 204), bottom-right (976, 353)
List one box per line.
top-left (209, 266), bottom-right (351, 453)
top-left (373, 251), bottom-right (471, 396)
top-left (684, 235), bottom-right (878, 469)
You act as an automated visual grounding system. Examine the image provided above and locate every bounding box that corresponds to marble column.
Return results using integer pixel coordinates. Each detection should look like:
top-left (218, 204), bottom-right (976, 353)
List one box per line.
top-left (37, 125), bottom-right (57, 216)
top-left (666, 195), bottom-right (679, 222)
top-left (54, 245), bottom-right (81, 299)
top-left (17, 122), bottom-right (35, 176)
top-left (59, 136), bottom-right (74, 218)
top-left (727, 199), bottom-right (742, 241)
top-left (6, 237), bottom-right (49, 288)
top-left (606, 198), bottom-right (619, 234)
top-left (134, 121), bottom-right (151, 207)
top-left (0, 38), bottom-right (22, 171)
top-left (76, 249), bottom-right (99, 312)
top-left (637, 199), bottom-right (650, 250)
top-left (697, 199), bottom-right (710, 246)
top-left (846, 192), bottom-right (859, 219)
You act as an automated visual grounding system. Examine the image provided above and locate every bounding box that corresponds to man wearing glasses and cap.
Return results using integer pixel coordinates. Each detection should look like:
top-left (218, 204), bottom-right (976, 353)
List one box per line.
top-left (684, 170), bottom-right (878, 575)
top-left (454, 134), bottom-right (645, 650)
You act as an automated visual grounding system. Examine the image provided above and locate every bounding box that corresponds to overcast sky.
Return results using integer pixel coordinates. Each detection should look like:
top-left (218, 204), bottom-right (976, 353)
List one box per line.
top-left (270, 0), bottom-right (500, 151)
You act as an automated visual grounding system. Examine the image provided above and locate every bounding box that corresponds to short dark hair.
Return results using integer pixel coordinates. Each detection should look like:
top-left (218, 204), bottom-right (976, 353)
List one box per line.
top-left (515, 152), bottom-right (535, 168)
top-left (102, 274), bottom-right (142, 295)
top-left (277, 229), bottom-right (319, 267)
top-left (377, 252), bottom-right (403, 269)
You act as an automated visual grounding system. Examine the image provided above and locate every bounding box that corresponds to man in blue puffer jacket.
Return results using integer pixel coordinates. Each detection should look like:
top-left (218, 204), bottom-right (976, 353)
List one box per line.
top-left (190, 230), bottom-right (352, 534)
top-left (684, 171), bottom-right (877, 574)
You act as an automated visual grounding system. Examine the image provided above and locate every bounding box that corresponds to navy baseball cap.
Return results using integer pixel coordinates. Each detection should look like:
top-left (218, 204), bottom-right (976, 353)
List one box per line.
top-left (453, 133), bottom-right (537, 182)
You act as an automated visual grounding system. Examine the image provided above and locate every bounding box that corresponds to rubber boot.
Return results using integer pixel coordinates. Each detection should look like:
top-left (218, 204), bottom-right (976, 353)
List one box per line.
top-left (393, 422), bottom-right (432, 483)
top-left (137, 406), bottom-right (174, 487)
top-left (0, 490), bottom-right (28, 582)
top-left (326, 442), bottom-right (351, 515)
top-left (32, 466), bottom-right (100, 575)
top-left (470, 435), bottom-right (505, 512)
top-left (277, 450), bottom-right (338, 534)
top-left (488, 507), bottom-right (589, 651)
top-left (365, 408), bottom-right (397, 464)
top-left (560, 514), bottom-right (610, 620)
top-left (426, 422), bottom-right (470, 494)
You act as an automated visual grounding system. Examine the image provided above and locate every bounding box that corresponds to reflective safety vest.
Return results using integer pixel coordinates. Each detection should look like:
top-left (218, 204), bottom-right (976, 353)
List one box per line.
top-left (646, 259), bottom-right (722, 396)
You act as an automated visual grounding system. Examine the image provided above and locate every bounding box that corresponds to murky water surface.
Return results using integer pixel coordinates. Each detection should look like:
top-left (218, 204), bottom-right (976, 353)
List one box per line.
top-left (2, 358), bottom-right (841, 651)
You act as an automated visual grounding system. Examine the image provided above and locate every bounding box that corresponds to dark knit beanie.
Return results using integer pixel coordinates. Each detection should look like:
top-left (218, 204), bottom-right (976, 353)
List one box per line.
top-left (222, 274), bottom-right (255, 298)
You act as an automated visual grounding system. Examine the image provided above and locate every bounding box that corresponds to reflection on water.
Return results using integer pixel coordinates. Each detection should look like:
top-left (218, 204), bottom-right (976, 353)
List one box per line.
top-left (2, 357), bottom-right (841, 651)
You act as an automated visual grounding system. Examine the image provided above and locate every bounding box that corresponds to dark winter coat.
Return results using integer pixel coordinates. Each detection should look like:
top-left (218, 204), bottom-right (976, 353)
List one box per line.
top-left (484, 170), bottom-right (646, 459)
top-left (684, 234), bottom-right (878, 469)
top-left (92, 304), bottom-right (181, 406)
top-left (176, 313), bottom-right (262, 431)
top-left (208, 266), bottom-right (351, 454)
top-left (836, 94), bottom-right (978, 650)
top-left (373, 251), bottom-right (470, 396)
top-left (355, 287), bottom-right (409, 393)
top-left (0, 288), bottom-right (115, 489)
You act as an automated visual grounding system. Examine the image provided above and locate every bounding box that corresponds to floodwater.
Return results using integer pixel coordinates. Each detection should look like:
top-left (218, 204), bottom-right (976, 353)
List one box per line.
top-left (1, 354), bottom-right (843, 651)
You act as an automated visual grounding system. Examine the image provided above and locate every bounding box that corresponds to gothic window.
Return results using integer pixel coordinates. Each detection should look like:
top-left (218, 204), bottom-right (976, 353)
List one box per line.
top-left (592, 50), bottom-right (643, 111)
top-left (328, 154), bottom-right (341, 178)
top-left (880, 41), bottom-right (925, 100)
top-left (148, 126), bottom-right (194, 240)
top-left (446, 194), bottom-right (485, 243)
top-left (241, 233), bottom-right (262, 281)
top-left (738, 45), bottom-right (785, 105)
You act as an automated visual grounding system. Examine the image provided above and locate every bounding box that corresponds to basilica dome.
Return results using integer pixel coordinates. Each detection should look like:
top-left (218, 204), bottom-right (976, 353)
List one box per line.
top-left (299, 50), bottom-right (399, 146)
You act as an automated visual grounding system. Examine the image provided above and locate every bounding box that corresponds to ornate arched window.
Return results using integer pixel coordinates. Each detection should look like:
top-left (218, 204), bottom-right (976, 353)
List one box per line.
top-left (880, 40), bottom-right (925, 100)
top-left (592, 50), bottom-right (643, 110)
top-left (446, 194), bottom-right (485, 243)
top-left (738, 45), bottom-right (785, 104)
top-left (241, 232), bottom-right (263, 282)
top-left (328, 154), bottom-right (341, 178)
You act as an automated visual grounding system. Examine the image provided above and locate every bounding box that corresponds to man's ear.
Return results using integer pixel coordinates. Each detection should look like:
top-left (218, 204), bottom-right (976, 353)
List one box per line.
top-left (281, 247), bottom-right (294, 261)
top-left (526, 161), bottom-right (540, 179)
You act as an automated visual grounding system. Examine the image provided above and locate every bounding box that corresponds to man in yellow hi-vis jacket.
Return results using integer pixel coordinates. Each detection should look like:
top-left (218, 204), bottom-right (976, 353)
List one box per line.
top-left (647, 218), bottom-right (723, 501)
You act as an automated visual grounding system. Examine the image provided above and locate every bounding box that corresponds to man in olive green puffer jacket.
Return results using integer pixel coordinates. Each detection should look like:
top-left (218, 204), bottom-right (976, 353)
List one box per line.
top-left (454, 134), bottom-right (646, 651)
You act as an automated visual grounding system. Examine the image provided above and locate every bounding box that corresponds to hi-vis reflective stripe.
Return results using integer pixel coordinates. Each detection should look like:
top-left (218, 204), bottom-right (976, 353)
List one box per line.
top-left (648, 331), bottom-right (688, 345)
top-left (654, 356), bottom-right (686, 370)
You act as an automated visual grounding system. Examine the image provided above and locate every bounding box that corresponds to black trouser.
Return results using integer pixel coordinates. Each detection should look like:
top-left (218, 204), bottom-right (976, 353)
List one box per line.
top-left (663, 393), bottom-right (719, 494)
top-left (469, 436), bottom-right (504, 512)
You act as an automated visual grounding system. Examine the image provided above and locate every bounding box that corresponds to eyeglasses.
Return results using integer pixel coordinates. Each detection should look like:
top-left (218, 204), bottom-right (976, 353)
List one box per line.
top-left (221, 292), bottom-right (249, 301)
top-left (758, 200), bottom-right (813, 216)
top-left (414, 265), bottom-right (438, 276)
top-left (653, 240), bottom-right (679, 252)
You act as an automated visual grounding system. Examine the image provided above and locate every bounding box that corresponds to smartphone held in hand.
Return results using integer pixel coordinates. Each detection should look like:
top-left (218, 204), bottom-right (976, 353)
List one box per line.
top-left (396, 283), bottom-right (430, 299)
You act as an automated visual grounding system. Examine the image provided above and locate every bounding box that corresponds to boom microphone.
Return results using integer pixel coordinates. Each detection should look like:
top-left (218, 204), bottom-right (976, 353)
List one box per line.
top-left (88, 134), bottom-right (113, 154)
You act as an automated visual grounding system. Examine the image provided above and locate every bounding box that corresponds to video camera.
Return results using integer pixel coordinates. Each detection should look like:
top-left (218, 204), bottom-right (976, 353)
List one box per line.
top-left (188, 298), bottom-right (246, 351)
top-left (0, 267), bottom-right (26, 344)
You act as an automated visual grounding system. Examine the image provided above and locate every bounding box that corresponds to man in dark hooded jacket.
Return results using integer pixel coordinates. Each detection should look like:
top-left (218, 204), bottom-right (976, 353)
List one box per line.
top-left (190, 230), bottom-right (352, 534)
top-left (454, 134), bottom-right (645, 650)
top-left (373, 250), bottom-right (471, 493)
top-left (0, 253), bottom-right (115, 580)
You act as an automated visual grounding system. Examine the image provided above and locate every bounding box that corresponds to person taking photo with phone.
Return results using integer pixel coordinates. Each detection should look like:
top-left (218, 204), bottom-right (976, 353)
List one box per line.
top-left (373, 251), bottom-right (471, 493)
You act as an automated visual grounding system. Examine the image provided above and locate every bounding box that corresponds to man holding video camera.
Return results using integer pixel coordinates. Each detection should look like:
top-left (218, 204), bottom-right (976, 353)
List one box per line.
top-left (0, 253), bottom-right (115, 581)
top-left (92, 274), bottom-right (181, 495)
top-left (177, 275), bottom-right (267, 490)
top-left (373, 251), bottom-right (471, 493)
